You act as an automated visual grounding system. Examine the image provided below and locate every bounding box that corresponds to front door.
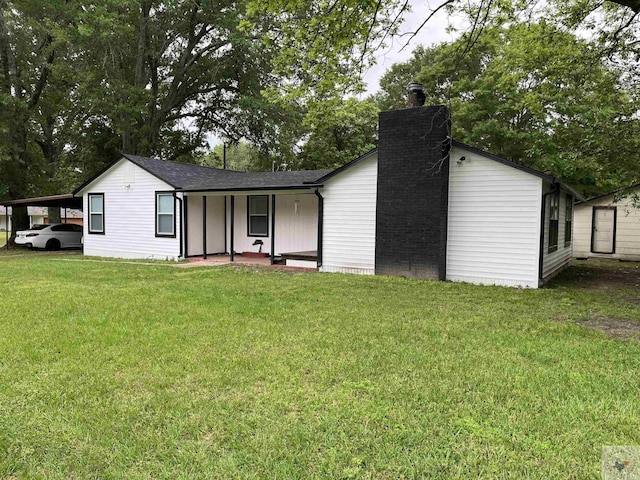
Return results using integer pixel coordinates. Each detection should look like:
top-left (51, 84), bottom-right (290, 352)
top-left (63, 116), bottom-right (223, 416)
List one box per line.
top-left (591, 207), bottom-right (616, 254)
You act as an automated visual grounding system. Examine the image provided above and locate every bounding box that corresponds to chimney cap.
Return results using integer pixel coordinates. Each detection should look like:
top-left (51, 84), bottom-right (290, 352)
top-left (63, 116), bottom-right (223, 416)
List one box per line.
top-left (406, 82), bottom-right (426, 107)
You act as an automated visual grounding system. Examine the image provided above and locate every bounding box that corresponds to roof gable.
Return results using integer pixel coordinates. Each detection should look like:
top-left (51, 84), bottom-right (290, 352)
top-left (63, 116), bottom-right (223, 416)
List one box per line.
top-left (452, 141), bottom-right (584, 201)
top-left (579, 183), bottom-right (640, 204)
top-left (314, 149), bottom-right (377, 184)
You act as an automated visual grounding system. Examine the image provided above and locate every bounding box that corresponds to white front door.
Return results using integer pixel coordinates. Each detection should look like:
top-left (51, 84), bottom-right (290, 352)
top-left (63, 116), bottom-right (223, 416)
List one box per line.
top-left (592, 207), bottom-right (616, 254)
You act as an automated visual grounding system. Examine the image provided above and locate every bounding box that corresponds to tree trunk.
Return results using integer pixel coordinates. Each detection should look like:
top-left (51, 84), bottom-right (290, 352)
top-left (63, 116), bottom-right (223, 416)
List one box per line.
top-left (9, 205), bottom-right (29, 245)
top-left (48, 207), bottom-right (61, 223)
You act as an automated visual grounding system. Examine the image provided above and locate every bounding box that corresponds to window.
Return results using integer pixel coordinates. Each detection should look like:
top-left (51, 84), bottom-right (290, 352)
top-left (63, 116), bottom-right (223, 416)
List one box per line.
top-left (88, 193), bottom-right (104, 234)
top-left (248, 195), bottom-right (269, 236)
top-left (548, 193), bottom-right (559, 253)
top-left (51, 224), bottom-right (81, 232)
top-left (156, 193), bottom-right (175, 237)
top-left (564, 194), bottom-right (573, 247)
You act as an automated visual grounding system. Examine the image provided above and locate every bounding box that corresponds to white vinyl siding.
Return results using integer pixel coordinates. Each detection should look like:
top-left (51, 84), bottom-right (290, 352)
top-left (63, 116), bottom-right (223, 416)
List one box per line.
top-left (224, 193), bottom-right (317, 255)
top-left (185, 192), bottom-right (317, 256)
top-left (320, 154), bottom-right (378, 275)
top-left (573, 186), bottom-right (640, 261)
top-left (273, 194), bottom-right (318, 254)
top-left (446, 146), bottom-right (542, 288)
top-left (78, 158), bottom-right (181, 260)
top-left (185, 195), bottom-right (225, 257)
top-left (573, 202), bottom-right (592, 258)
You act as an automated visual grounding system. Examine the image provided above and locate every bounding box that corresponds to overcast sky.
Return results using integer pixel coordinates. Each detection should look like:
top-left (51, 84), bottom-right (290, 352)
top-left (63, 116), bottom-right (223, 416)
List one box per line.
top-left (362, 2), bottom-right (462, 96)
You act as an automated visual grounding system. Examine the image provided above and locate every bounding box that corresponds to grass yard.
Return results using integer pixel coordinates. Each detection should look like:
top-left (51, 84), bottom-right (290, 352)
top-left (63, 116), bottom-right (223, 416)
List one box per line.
top-left (1, 257), bottom-right (639, 479)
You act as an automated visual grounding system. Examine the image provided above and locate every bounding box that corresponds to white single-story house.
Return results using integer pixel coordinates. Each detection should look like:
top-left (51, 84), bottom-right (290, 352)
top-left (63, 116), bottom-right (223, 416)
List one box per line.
top-left (73, 100), bottom-right (582, 288)
top-left (1, 206), bottom-right (43, 230)
top-left (573, 184), bottom-right (640, 261)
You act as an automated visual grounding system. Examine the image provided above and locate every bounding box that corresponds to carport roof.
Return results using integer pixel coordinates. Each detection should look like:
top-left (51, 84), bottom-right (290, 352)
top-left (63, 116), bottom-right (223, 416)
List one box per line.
top-left (1, 194), bottom-right (82, 209)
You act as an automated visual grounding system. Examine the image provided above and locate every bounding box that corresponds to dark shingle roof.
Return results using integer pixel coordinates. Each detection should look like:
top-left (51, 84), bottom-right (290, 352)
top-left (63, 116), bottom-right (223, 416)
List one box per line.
top-left (74, 154), bottom-right (330, 194)
top-left (123, 154), bottom-right (330, 190)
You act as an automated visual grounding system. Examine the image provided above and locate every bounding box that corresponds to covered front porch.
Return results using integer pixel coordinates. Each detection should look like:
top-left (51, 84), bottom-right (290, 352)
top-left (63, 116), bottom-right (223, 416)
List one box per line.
top-left (182, 189), bottom-right (322, 267)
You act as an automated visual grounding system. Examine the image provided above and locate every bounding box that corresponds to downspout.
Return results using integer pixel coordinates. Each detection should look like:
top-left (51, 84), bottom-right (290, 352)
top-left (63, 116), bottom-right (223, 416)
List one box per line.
top-left (538, 181), bottom-right (559, 284)
top-left (174, 193), bottom-right (184, 259)
top-left (314, 188), bottom-right (323, 268)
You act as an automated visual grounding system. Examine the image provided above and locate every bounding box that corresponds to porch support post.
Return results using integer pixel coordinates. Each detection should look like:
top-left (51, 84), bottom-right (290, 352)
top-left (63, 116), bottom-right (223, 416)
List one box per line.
top-left (184, 196), bottom-right (189, 257)
top-left (202, 196), bottom-right (207, 259)
top-left (230, 195), bottom-right (235, 262)
top-left (224, 196), bottom-right (228, 253)
top-left (175, 193), bottom-right (184, 258)
top-left (270, 195), bottom-right (276, 265)
top-left (315, 188), bottom-right (323, 268)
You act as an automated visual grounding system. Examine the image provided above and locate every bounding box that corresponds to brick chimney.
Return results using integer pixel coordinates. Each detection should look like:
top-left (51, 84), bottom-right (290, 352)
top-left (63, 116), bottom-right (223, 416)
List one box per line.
top-left (375, 85), bottom-right (450, 280)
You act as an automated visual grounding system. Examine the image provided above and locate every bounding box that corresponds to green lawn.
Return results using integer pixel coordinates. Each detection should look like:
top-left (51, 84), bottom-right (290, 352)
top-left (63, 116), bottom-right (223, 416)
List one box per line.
top-left (1, 257), bottom-right (639, 478)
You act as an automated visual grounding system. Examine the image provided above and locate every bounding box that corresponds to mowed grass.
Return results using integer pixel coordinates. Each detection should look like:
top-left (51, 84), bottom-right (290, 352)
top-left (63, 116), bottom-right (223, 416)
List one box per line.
top-left (1, 257), bottom-right (639, 479)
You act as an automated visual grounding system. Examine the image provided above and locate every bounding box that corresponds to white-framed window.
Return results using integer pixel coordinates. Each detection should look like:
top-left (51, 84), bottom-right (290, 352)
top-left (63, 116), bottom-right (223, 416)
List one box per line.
top-left (247, 195), bottom-right (269, 237)
top-left (548, 193), bottom-right (559, 253)
top-left (88, 193), bottom-right (104, 234)
top-left (156, 193), bottom-right (175, 237)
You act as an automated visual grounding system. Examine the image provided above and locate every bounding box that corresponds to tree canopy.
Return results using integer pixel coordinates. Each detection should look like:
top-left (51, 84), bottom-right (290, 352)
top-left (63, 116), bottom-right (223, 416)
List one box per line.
top-left (377, 20), bottom-right (640, 195)
top-left (2, 0), bottom-right (640, 226)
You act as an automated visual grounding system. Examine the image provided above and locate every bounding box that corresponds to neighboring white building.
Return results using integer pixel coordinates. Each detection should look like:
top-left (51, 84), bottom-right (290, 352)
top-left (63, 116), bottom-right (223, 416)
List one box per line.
top-left (573, 185), bottom-right (640, 261)
top-left (0, 206), bottom-right (83, 231)
top-left (73, 104), bottom-right (582, 288)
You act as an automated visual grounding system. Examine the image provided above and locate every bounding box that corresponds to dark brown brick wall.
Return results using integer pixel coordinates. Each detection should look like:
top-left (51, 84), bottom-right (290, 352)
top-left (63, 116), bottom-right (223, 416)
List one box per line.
top-left (375, 105), bottom-right (450, 280)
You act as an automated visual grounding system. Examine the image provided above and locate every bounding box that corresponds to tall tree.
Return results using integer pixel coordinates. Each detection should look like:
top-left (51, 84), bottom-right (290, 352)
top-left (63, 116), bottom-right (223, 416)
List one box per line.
top-left (297, 97), bottom-right (378, 170)
top-left (0, 0), bottom-right (76, 237)
top-left (377, 21), bottom-right (640, 195)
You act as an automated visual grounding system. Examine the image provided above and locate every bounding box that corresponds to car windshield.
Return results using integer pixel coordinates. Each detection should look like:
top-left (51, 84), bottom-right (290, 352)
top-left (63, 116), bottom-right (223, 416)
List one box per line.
top-left (29, 224), bottom-right (49, 230)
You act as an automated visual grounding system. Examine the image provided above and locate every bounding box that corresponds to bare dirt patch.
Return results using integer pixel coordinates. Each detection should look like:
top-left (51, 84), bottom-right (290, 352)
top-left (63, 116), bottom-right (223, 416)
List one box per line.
top-left (551, 260), bottom-right (640, 340)
top-left (553, 260), bottom-right (640, 291)
top-left (579, 316), bottom-right (640, 341)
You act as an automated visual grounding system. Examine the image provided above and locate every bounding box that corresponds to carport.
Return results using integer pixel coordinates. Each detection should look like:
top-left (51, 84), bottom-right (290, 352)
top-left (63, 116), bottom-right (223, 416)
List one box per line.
top-left (1, 194), bottom-right (83, 248)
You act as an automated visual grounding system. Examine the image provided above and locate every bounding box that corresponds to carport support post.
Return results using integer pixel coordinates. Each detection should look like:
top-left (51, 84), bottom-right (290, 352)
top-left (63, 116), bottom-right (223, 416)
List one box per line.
top-left (4, 211), bottom-right (8, 250)
top-left (270, 195), bottom-right (276, 265)
top-left (202, 196), bottom-right (207, 260)
top-left (230, 195), bottom-right (235, 262)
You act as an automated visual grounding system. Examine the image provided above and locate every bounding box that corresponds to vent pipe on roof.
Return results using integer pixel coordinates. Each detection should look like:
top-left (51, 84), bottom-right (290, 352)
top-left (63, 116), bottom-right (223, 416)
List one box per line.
top-left (407, 82), bottom-right (426, 107)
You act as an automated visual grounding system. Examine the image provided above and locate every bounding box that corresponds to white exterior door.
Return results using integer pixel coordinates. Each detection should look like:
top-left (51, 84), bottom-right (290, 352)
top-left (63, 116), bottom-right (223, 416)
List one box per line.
top-left (592, 207), bottom-right (616, 254)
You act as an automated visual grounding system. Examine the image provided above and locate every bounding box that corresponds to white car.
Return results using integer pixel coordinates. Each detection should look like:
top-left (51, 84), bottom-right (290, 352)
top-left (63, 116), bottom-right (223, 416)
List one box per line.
top-left (15, 223), bottom-right (83, 250)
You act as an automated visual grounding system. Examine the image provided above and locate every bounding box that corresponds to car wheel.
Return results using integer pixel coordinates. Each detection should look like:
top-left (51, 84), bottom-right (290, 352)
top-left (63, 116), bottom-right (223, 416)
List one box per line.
top-left (46, 238), bottom-right (61, 251)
